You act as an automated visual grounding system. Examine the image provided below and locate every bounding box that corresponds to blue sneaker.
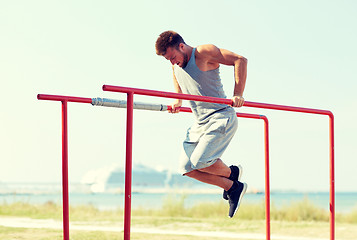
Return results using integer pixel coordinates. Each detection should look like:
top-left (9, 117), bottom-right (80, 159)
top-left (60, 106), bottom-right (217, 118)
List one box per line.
top-left (227, 181), bottom-right (247, 218)
top-left (223, 165), bottom-right (243, 200)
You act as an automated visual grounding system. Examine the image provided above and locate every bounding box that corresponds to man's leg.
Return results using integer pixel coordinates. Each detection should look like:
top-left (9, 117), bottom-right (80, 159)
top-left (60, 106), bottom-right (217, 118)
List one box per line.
top-left (185, 169), bottom-right (233, 191)
top-left (184, 158), bottom-right (247, 218)
top-left (197, 158), bottom-right (242, 200)
top-left (198, 158), bottom-right (230, 177)
top-left (184, 158), bottom-right (233, 190)
top-left (185, 158), bottom-right (235, 187)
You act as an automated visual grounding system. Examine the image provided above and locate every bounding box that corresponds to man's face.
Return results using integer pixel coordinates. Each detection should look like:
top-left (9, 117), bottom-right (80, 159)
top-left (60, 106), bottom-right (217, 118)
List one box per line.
top-left (164, 46), bottom-right (188, 68)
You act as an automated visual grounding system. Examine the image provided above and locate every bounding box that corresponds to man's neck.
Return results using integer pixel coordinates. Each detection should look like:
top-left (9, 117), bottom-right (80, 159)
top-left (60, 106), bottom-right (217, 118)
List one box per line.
top-left (184, 45), bottom-right (194, 62)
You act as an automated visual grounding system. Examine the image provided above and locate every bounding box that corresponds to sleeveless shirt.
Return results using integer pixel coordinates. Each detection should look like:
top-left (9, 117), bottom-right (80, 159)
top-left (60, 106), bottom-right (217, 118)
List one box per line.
top-left (173, 48), bottom-right (233, 123)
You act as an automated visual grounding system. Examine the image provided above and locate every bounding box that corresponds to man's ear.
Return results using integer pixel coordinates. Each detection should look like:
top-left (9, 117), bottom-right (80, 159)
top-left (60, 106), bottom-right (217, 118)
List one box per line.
top-left (179, 43), bottom-right (185, 51)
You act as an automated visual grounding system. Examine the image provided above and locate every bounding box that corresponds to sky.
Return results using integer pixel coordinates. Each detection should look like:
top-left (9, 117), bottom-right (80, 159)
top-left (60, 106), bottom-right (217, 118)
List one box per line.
top-left (0, 0), bottom-right (356, 192)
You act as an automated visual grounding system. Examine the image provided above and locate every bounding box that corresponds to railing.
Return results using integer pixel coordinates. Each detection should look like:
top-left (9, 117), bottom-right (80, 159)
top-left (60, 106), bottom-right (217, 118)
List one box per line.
top-left (38, 85), bottom-right (335, 240)
top-left (102, 85), bottom-right (335, 240)
top-left (37, 91), bottom-right (271, 240)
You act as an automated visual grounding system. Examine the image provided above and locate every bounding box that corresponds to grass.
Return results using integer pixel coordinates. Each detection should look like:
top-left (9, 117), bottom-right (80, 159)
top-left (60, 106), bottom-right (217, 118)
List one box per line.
top-left (1, 195), bottom-right (357, 223)
top-left (132, 194), bottom-right (357, 223)
top-left (1, 196), bottom-right (357, 239)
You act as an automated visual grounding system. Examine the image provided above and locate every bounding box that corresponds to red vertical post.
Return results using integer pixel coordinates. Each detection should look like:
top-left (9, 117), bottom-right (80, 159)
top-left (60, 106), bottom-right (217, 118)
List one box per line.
top-left (124, 92), bottom-right (134, 240)
top-left (235, 113), bottom-right (270, 240)
top-left (263, 117), bottom-right (270, 240)
top-left (329, 114), bottom-right (335, 240)
top-left (61, 101), bottom-right (70, 240)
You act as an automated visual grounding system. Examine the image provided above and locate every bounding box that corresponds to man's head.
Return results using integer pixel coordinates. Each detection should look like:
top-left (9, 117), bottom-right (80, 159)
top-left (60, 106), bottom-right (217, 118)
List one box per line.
top-left (155, 30), bottom-right (189, 68)
top-left (155, 31), bottom-right (185, 56)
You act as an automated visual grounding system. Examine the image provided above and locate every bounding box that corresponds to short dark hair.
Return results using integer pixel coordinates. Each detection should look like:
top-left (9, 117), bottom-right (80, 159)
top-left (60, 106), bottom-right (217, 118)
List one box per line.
top-left (155, 31), bottom-right (186, 56)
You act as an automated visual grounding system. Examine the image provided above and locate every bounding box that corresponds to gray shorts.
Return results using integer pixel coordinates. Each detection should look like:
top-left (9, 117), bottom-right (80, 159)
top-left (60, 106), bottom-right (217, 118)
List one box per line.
top-left (179, 108), bottom-right (238, 174)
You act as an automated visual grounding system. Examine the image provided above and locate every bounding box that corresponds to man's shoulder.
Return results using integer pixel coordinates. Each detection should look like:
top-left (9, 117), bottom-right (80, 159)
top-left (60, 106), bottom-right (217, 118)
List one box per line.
top-left (196, 44), bottom-right (220, 56)
top-left (195, 44), bottom-right (221, 68)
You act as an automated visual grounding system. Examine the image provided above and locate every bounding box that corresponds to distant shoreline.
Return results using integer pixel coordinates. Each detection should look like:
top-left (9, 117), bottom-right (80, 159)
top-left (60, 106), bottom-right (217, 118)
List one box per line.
top-left (1, 181), bottom-right (356, 195)
top-left (1, 189), bottom-right (356, 213)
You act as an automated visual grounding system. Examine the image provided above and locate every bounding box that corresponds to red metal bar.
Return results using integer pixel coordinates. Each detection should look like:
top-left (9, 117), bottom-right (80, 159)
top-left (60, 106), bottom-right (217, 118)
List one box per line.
top-left (39, 87), bottom-right (334, 240)
top-left (104, 85), bottom-right (334, 240)
top-left (235, 113), bottom-right (270, 240)
top-left (103, 85), bottom-right (233, 106)
top-left (38, 94), bottom-right (92, 104)
top-left (38, 93), bottom-right (272, 240)
top-left (148, 104), bottom-right (271, 240)
top-left (329, 114), bottom-right (335, 240)
top-left (243, 101), bottom-right (332, 116)
top-left (263, 116), bottom-right (270, 240)
top-left (37, 94), bottom-right (90, 240)
top-left (124, 92), bottom-right (134, 240)
top-left (102, 85), bottom-right (332, 116)
top-left (61, 101), bottom-right (69, 240)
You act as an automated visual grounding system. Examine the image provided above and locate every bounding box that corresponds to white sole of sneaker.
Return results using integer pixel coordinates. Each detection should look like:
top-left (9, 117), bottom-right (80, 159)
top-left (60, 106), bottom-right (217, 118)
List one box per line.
top-left (237, 165), bottom-right (243, 181)
top-left (230, 182), bottom-right (247, 218)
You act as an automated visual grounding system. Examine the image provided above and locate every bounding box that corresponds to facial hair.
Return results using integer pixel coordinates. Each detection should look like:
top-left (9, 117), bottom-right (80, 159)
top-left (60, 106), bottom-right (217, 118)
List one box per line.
top-left (181, 52), bottom-right (189, 68)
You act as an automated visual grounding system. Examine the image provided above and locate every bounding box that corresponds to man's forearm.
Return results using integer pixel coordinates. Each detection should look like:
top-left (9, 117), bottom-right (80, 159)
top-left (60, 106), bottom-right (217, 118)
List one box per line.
top-left (233, 57), bottom-right (248, 96)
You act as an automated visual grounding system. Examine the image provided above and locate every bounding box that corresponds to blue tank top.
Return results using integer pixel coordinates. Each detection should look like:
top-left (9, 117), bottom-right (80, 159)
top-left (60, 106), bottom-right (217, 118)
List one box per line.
top-left (174, 48), bottom-right (233, 122)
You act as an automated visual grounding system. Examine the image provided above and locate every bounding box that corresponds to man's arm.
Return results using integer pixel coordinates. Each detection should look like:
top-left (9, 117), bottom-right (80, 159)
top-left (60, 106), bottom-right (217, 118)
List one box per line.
top-left (196, 44), bottom-right (247, 107)
top-left (170, 66), bottom-right (183, 113)
top-left (232, 53), bottom-right (247, 107)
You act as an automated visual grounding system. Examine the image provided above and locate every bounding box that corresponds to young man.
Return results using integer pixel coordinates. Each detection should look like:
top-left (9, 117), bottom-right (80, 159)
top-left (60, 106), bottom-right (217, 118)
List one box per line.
top-left (155, 31), bottom-right (248, 218)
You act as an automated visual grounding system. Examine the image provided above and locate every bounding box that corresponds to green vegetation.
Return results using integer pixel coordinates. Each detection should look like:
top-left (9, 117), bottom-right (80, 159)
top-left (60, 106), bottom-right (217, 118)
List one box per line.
top-left (1, 195), bottom-right (357, 223)
top-left (132, 194), bottom-right (357, 224)
top-left (1, 195), bottom-right (356, 240)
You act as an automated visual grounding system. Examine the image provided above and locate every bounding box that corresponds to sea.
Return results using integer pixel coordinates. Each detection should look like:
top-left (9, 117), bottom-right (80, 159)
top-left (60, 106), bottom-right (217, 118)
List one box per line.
top-left (0, 182), bottom-right (356, 213)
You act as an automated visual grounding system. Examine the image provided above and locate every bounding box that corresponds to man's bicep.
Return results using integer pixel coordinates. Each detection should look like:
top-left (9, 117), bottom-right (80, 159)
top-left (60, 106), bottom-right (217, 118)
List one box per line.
top-left (198, 44), bottom-right (245, 65)
top-left (214, 48), bottom-right (242, 66)
top-left (198, 46), bottom-right (238, 66)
